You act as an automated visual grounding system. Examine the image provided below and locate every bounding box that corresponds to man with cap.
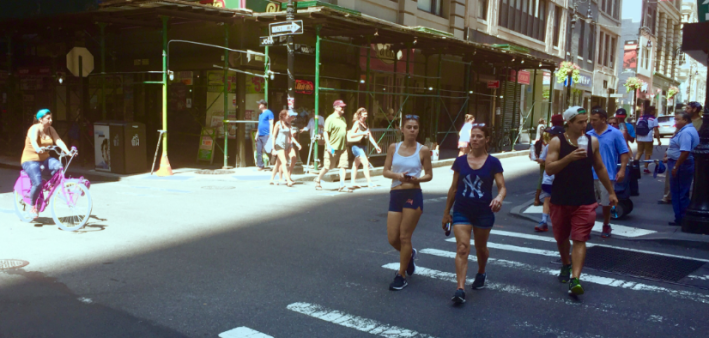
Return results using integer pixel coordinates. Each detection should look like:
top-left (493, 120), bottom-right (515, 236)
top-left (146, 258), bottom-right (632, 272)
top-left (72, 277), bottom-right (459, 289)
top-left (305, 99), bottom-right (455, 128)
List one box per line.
top-left (545, 106), bottom-right (618, 296)
top-left (686, 102), bottom-right (704, 131)
top-left (256, 99), bottom-right (274, 171)
top-left (314, 100), bottom-right (352, 192)
top-left (588, 108), bottom-right (629, 238)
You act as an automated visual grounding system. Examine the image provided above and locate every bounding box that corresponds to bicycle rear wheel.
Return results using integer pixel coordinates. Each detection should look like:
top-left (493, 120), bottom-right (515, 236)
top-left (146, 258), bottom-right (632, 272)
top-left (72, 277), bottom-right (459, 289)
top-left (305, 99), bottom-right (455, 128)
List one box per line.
top-left (13, 190), bottom-right (35, 223)
top-left (50, 182), bottom-right (92, 231)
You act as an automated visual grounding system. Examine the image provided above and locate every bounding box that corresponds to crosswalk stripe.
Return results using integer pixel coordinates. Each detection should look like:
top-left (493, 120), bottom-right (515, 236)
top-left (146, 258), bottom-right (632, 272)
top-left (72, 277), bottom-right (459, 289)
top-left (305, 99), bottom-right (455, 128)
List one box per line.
top-left (522, 206), bottom-right (658, 237)
top-left (287, 302), bottom-right (437, 338)
top-left (219, 327), bottom-right (273, 338)
top-left (381, 263), bottom-right (676, 323)
top-left (417, 248), bottom-right (709, 304)
top-left (446, 238), bottom-right (559, 256)
top-left (488, 230), bottom-right (709, 263)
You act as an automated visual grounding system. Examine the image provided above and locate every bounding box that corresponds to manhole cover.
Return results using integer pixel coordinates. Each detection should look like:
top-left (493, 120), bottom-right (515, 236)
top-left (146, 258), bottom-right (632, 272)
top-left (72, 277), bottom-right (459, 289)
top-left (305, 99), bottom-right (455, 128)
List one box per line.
top-left (0, 259), bottom-right (29, 270)
top-left (564, 247), bottom-right (705, 283)
top-left (196, 169), bottom-right (235, 175)
top-left (202, 186), bottom-right (236, 190)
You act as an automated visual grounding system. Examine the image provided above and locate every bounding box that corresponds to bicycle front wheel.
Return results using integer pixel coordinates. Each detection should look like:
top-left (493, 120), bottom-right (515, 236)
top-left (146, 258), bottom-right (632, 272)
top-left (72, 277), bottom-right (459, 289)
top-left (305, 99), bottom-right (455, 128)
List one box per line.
top-left (51, 182), bottom-right (92, 231)
top-left (13, 190), bottom-right (35, 223)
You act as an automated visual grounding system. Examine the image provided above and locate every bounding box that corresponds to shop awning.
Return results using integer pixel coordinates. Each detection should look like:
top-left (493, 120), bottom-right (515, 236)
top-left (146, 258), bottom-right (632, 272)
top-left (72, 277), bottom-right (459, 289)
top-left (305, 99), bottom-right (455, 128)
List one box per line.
top-left (682, 22), bottom-right (709, 67)
top-left (252, 6), bottom-right (557, 70)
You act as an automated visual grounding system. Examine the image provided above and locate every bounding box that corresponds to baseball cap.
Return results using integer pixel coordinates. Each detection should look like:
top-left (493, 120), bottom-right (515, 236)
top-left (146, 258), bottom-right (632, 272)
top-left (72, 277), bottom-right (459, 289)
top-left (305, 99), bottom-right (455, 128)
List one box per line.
top-left (256, 99), bottom-right (267, 106)
top-left (615, 108), bottom-right (627, 117)
top-left (551, 114), bottom-right (564, 127)
top-left (653, 161), bottom-right (666, 179)
top-left (688, 101), bottom-right (703, 110)
top-left (563, 106), bottom-right (587, 122)
top-left (546, 126), bottom-right (565, 135)
top-left (333, 100), bottom-right (346, 107)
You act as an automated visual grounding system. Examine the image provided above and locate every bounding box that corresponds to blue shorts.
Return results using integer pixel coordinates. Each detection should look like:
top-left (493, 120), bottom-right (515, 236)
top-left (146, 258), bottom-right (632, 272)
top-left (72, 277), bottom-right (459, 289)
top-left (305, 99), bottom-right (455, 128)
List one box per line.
top-left (389, 189), bottom-right (423, 212)
top-left (352, 145), bottom-right (367, 158)
top-left (452, 210), bottom-right (495, 229)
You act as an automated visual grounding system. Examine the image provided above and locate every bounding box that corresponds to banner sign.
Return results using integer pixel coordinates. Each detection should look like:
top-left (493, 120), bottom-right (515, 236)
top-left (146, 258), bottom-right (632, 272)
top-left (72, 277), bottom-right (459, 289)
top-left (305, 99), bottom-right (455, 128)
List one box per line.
top-left (295, 79), bottom-right (314, 94)
top-left (623, 41), bottom-right (638, 70)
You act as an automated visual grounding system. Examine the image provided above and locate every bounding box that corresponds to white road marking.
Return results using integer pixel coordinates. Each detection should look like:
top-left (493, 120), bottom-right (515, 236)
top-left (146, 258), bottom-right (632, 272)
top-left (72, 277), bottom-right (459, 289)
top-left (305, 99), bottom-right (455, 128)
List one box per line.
top-left (523, 205), bottom-right (544, 214)
top-left (417, 249), bottom-right (709, 304)
top-left (287, 302), bottom-right (437, 338)
top-left (444, 239), bottom-right (559, 257)
top-left (687, 275), bottom-right (709, 281)
top-left (219, 327), bottom-right (273, 338)
top-left (423, 197), bottom-right (447, 203)
top-left (381, 263), bottom-right (675, 323)
top-left (489, 230), bottom-right (709, 263)
top-left (77, 297), bottom-right (92, 304)
top-left (513, 322), bottom-right (607, 338)
top-left (520, 206), bottom-right (657, 237)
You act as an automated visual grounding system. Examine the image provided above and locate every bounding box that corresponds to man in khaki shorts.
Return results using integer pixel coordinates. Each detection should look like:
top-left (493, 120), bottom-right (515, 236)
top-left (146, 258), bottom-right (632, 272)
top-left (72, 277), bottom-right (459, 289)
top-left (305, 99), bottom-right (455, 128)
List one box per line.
top-left (314, 100), bottom-right (353, 192)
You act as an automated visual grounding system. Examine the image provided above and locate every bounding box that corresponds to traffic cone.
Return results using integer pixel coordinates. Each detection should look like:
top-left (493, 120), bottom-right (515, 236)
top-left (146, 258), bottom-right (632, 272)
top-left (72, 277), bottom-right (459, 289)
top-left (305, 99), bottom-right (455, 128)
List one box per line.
top-left (156, 155), bottom-right (173, 176)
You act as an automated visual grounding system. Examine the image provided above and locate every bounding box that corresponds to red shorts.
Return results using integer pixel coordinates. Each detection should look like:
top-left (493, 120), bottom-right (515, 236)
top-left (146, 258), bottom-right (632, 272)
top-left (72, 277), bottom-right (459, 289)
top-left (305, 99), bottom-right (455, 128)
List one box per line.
top-left (550, 203), bottom-right (598, 242)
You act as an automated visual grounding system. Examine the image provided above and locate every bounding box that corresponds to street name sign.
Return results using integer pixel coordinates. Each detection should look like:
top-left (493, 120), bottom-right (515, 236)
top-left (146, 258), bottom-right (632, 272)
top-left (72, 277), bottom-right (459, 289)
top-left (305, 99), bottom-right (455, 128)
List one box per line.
top-left (699, 0), bottom-right (709, 23)
top-left (269, 20), bottom-right (304, 37)
top-left (259, 35), bottom-right (287, 47)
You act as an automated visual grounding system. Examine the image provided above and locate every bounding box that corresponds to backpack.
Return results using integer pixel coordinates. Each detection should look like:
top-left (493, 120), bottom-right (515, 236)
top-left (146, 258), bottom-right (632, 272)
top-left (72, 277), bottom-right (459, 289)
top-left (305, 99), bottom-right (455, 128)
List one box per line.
top-left (636, 117), bottom-right (650, 137)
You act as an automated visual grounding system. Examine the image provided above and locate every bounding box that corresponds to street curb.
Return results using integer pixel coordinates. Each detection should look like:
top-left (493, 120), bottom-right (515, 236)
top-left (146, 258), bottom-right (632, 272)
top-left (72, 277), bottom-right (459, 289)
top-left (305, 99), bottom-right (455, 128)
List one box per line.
top-left (0, 162), bottom-right (123, 183)
top-left (296, 149), bottom-right (529, 183)
top-left (509, 197), bottom-right (709, 246)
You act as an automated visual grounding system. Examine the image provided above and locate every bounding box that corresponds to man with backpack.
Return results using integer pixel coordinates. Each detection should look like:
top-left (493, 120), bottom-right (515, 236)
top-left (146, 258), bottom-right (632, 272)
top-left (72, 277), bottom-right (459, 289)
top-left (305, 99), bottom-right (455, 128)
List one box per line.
top-left (634, 106), bottom-right (661, 174)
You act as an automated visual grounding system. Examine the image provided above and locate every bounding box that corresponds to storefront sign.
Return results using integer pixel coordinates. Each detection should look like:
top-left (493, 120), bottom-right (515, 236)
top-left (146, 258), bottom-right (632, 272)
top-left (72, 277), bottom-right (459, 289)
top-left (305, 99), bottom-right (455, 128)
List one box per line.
top-left (295, 79), bottom-right (314, 94)
top-left (576, 74), bottom-right (593, 89)
top-left (487, 80), bottom-right (500, 89)
top-left (508, 70), bottom-right (531, 85)
top-left (197, 127), bottom-right (216, 164)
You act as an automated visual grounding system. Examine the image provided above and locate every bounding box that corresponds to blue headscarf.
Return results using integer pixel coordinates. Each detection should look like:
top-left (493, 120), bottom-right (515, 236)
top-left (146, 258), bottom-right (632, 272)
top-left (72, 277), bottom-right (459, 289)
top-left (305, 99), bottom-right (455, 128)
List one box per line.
top-left (36, 109), bottom-right (51, 121)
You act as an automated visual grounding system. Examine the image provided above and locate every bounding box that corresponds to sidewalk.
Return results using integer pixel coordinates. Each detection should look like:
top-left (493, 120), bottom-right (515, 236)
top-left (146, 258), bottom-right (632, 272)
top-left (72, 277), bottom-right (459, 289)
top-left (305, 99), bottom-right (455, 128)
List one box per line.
top-left (509, 144), bottom-right (709, 246)
top-left (0, 150), bottom-right (529, 183)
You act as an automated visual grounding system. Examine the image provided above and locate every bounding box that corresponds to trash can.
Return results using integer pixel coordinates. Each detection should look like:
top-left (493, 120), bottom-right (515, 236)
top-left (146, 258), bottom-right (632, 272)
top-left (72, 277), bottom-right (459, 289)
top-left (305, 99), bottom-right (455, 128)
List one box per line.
top-left (94, 121), bottom-right (147, 174)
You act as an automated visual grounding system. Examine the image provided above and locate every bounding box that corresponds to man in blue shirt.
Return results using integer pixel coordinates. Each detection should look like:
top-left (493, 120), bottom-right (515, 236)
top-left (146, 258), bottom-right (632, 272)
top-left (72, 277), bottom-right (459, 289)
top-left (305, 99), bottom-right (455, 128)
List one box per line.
top-left (256, 99), bottom-right (274, 170)
top-left (664, 112), bottom-right (700, 226)
top-left (588, 108), bottom-right (629, 238)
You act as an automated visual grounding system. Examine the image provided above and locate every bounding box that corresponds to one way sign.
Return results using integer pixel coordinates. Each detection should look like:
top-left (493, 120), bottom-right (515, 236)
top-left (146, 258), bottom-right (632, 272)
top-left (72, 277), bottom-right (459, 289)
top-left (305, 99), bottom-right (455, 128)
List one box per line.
top-left (269, 20), bottom-right (304, 37)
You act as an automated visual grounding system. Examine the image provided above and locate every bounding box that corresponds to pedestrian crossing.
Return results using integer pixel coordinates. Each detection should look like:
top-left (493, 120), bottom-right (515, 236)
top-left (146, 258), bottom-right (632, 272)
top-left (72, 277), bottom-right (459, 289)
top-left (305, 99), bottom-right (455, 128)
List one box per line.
top-left (218, 229), bottom-right (709, 337)
top-left (521, 205), bottom-right (657, 237)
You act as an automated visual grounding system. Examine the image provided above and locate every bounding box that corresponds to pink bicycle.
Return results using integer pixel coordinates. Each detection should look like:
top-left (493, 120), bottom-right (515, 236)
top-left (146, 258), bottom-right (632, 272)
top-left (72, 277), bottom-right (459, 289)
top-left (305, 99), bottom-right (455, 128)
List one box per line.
top-left (13, 146), bottom-right (92, 231)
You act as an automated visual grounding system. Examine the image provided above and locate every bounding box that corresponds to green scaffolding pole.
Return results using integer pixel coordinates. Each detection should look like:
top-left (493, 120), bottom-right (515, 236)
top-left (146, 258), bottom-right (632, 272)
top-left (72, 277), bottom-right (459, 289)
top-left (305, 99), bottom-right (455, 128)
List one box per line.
top-left (434, 54), bottom-right (442, 143)
top-left (365, 36), bottom-right (371, 110)
top-left (161, 16), bottom-right (169, 159)
top-left (265, 45), bottom-right (269, 104)
top-left (223, 23), bottom-right (230, 169)
top-left (99, 22), bottom-right (106, 120)
top-left (314, 25), bottom-right (321, 171)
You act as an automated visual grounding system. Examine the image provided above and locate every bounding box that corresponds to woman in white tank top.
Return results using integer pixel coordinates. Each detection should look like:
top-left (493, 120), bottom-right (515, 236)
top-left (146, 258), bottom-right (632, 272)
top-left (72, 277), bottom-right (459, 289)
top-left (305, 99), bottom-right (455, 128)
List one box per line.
top-left (382, 115), bottom-right (433, 291)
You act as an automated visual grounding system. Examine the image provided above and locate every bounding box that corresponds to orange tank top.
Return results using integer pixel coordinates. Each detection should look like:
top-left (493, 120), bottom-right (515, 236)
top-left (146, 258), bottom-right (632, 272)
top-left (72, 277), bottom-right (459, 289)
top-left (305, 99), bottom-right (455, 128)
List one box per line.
top-left (21, 126), bottom-right (54, 164)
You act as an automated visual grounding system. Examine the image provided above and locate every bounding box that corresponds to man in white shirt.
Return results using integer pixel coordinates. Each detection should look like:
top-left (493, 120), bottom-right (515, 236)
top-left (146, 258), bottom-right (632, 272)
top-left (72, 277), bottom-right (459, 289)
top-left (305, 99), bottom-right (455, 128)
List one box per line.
top-left (300, 111), bottom-right (325, 166)
top-left (634, 106), bottom-right (661, 174)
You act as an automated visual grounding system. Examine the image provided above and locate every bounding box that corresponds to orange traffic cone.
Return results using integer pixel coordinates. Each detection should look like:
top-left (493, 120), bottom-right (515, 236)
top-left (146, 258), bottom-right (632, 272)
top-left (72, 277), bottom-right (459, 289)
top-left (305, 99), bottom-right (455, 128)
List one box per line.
top-left (155, 155), bottom-right (173, 176)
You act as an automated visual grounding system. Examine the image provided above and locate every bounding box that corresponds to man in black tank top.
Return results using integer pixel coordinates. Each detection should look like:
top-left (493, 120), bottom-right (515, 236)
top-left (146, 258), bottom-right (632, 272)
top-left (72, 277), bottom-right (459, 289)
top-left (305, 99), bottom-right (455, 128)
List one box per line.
top-left (545, 106), bottom-right (618, 296)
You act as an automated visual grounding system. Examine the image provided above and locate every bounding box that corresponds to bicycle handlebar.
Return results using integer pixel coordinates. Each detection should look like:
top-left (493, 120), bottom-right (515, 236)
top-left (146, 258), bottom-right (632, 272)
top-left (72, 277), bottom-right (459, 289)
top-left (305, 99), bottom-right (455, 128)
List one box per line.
top-left (39, 146), bottom-right (77, 158)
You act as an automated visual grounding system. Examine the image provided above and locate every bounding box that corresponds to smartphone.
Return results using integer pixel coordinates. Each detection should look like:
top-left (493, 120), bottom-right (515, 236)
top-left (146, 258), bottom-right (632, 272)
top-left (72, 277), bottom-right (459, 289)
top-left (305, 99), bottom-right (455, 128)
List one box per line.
top-left (403, 174), bottom-right (413, 180)
top-left (444, 222), bottom-right (451, 237)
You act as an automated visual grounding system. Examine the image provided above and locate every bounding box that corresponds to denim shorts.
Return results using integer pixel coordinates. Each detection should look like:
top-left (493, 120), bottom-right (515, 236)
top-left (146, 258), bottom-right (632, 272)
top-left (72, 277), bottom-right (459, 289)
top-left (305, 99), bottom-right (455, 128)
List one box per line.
top-left (389, 189), bottom-right (423, 212)
top-left (352, 145), bottom-right (367, 158)
top-left (452, 210), bottom-right (495, 229)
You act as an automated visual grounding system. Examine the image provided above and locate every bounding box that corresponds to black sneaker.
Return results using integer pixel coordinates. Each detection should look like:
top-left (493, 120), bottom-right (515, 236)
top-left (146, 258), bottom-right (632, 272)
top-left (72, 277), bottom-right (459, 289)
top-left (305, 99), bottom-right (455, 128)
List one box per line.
top-left (389, 273), bottom-right (408, 291)
top-left (406, 248), bottom-right (417, 277)
top-left (451, 289), bottom-right (466, 304)
top-left (471, 273), bottom-right (486, 290)
top-left (558, 264), bottom-right (572, 283)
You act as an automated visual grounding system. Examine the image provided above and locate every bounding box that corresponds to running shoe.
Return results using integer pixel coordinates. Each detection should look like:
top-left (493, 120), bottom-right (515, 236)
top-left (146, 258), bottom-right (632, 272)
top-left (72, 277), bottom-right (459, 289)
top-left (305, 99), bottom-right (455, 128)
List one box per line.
top-left (558, 264), bottom-right (572, 283)
top-left (389, 273), bottom-right (408, 291)
top-left (471, 273), bottom-right (486, 290)
top-left (643, 168), bottom-right (651, 174)
top-left (406, 248), bottom-right (417, 276)
top-left (601, 224), bottom-right (612, 238)
top-left (534, 221), bottom-right (549, 232)
top-left (569, 278), bottom-right (584, 295)
top-left (451, 289), bottom-right (466, 304)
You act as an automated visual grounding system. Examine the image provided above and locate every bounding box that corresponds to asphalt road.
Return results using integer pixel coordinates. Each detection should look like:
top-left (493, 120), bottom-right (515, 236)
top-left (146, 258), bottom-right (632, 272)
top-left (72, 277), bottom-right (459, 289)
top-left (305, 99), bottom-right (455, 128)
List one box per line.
top-left (2, 152), bottom-right (709, 338)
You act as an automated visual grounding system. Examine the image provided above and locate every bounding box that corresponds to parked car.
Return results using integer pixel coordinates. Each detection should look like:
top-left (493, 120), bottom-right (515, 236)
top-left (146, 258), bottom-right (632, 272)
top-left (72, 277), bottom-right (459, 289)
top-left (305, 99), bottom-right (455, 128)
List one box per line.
top-left (657, 115), bottom-right (676, 137)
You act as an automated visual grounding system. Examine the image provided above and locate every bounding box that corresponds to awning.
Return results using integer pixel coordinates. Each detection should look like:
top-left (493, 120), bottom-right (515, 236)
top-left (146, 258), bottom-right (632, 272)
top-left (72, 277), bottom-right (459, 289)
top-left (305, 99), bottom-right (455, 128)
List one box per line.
top-left (682, 22), bottom-right (709, 67)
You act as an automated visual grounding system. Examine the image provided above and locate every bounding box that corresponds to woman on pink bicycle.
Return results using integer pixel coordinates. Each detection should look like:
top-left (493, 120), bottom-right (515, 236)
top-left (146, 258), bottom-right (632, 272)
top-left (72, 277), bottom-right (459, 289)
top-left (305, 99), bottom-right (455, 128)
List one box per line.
top-left (21, 109), bottom-right (72, 218)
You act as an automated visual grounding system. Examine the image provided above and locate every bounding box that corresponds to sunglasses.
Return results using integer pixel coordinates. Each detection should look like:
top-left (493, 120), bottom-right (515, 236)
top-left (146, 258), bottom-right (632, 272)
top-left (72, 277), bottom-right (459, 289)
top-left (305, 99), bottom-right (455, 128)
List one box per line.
top-left (404, 115), bottom-right (419, 120)
top-left (472, 123), bottom-right (486, 127)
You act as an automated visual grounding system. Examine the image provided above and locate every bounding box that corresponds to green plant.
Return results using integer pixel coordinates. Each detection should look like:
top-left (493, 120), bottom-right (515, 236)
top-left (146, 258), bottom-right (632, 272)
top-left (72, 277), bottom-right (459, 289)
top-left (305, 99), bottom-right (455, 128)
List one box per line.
top-left (623, 77), bottom-right (644, 93)
top-left (667, 86), bottom-right (679, 99)
top-left (555, 61), bottom-right (580, 85)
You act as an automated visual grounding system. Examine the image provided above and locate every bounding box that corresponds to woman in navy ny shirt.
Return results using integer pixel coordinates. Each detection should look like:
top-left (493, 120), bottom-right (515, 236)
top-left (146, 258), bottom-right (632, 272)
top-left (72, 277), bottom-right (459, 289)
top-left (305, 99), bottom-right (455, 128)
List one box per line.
top-left (442, 125), bottom-right (507, 304)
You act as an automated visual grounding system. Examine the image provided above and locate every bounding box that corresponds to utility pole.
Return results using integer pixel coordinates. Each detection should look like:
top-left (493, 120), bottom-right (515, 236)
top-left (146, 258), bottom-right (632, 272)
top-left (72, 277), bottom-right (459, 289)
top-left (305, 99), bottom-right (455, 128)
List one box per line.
top-left (287, 0), bottom-right (296, 113)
